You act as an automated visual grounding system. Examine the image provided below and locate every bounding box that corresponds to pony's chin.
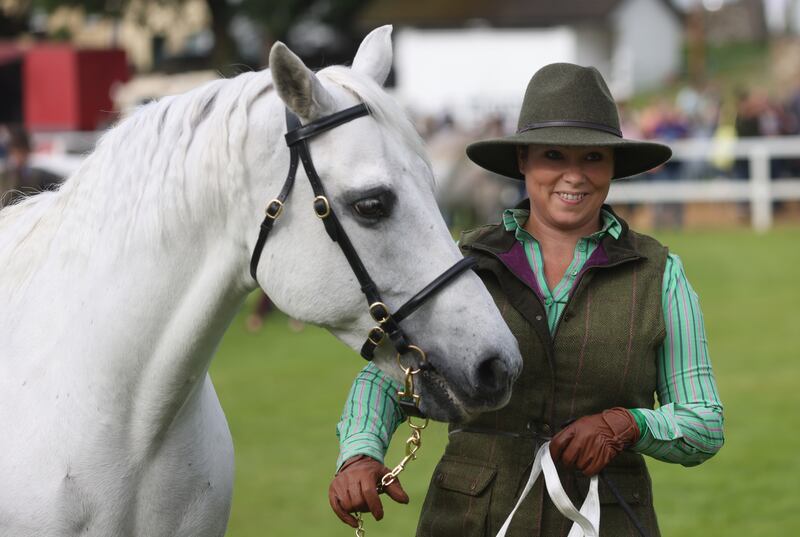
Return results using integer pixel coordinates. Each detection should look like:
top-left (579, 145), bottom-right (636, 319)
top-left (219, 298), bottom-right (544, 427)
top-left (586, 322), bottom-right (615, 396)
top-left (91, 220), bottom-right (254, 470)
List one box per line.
top-left (415, 371), bottom-right (477, 424)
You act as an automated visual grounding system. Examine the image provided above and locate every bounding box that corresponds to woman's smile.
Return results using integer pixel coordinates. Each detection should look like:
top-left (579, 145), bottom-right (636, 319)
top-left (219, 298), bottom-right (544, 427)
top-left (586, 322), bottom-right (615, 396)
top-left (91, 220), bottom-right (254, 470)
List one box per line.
top-left (555, 191), bottom-right (589, 204)
top-left (519, 145), bottom-right (614, 236)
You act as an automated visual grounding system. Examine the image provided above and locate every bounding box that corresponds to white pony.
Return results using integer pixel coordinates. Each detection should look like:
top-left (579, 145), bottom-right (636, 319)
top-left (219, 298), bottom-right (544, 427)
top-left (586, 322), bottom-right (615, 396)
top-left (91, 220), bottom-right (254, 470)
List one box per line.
top-left (0, 27), bottom-right (521, 536)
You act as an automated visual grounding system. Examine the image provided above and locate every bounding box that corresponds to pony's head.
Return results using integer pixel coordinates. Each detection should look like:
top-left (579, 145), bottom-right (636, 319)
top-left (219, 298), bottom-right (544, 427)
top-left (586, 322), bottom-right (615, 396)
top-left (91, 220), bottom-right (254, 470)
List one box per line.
top-left (244, 26), bottom-right (521, 421)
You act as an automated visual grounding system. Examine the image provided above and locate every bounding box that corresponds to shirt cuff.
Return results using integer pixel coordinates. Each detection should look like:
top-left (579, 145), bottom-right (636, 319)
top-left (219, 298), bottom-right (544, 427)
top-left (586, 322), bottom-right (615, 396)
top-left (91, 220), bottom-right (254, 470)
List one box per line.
top-left (628, 408), bottom-right (649, 440)
top-left (336, 432), bottom-right (388, 471)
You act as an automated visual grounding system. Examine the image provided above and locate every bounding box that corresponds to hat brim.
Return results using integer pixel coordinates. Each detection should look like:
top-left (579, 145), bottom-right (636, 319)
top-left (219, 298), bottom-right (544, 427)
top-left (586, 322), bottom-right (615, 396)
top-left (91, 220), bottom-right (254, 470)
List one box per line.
top-left (466, 127), bottom-right (672, 180)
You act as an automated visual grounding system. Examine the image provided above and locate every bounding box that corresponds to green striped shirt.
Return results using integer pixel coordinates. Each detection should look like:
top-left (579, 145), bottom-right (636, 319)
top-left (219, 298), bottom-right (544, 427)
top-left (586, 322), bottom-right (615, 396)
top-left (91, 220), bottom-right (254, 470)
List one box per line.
top-left (336, 209), bottom-right (724, 468)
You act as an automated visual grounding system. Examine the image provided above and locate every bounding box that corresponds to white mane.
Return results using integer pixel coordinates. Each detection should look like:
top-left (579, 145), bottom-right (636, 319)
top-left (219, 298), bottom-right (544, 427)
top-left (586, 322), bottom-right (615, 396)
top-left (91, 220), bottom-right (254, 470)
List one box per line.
top-left (0, 65), bottom-right (429, 290)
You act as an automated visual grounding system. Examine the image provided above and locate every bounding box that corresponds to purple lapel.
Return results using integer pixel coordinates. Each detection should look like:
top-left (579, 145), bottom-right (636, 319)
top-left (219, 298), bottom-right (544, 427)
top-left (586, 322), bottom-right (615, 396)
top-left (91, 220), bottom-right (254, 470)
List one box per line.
top-left (495, 240), bottom-right (611, 303)
top-left (497, 241), bottom-right (545, 303)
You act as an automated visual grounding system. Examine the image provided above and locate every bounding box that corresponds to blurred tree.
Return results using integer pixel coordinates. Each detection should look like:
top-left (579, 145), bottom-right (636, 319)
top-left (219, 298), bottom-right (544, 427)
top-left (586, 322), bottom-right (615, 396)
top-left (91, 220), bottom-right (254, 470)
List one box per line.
top-left (0, 1), bottom-right (33, 37)
top-left (29, 0), bottom-right (372, 71)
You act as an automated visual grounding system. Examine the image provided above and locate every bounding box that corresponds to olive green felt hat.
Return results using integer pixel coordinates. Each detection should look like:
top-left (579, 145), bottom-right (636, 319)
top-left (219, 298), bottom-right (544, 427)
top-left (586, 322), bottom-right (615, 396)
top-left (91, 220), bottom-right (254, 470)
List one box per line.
top-left (466, 63), bottom-right (672, 180)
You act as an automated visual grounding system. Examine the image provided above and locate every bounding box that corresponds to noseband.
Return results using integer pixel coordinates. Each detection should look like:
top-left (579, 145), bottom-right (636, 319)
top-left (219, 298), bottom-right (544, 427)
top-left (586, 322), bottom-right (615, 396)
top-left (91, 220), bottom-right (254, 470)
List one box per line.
top-left (249, 103), bottom-right (477, 414)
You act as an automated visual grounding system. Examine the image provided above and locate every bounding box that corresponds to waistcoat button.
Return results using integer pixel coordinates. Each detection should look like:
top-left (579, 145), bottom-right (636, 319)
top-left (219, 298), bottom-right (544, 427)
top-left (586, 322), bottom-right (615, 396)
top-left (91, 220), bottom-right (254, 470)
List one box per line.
top-left (535, 315), bottom-right (543, 321)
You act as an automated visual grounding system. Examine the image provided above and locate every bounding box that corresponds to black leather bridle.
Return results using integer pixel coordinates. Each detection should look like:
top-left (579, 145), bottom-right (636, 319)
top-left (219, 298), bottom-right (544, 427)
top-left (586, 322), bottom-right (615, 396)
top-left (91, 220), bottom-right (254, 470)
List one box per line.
top-left (249, 103), bottom-right (477, 413)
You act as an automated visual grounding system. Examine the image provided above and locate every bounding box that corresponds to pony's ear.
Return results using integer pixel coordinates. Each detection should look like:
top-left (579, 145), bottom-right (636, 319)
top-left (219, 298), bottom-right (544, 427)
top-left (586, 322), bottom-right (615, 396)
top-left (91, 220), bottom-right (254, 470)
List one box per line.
top-left (351, 25), bottom-right (393, 86)
top-left (269, 41), bottom-right (336, 121)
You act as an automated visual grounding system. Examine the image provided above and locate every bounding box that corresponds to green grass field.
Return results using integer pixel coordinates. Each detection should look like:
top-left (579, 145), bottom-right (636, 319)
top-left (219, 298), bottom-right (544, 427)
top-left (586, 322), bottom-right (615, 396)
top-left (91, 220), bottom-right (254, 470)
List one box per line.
top-left (210, 227), bottom-right (800, 537)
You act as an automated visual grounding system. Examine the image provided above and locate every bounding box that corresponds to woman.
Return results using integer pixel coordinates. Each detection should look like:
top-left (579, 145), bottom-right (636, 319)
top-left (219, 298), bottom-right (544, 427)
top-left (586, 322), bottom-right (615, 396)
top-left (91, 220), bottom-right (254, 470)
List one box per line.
top-left (328, 63), bottom-right (724, 536)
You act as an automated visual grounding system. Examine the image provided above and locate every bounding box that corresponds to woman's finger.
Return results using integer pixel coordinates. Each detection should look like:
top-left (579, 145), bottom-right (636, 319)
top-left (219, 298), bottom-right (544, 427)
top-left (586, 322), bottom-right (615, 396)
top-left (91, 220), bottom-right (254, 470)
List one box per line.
top-left (383, 476), bottom-right (410, 505)
top-left (360, 479), bottom-right (384, 521)
top-left (549, 427), bottom-right (575, 462)
top-left (329, 485), bottom-right (359, 528)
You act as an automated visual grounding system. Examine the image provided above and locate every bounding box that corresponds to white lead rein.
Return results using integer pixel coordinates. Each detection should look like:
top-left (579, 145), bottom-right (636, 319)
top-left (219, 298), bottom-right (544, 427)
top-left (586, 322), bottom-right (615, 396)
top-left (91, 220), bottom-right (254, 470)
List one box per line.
top-left (495, 441), bottom-right (600, 537)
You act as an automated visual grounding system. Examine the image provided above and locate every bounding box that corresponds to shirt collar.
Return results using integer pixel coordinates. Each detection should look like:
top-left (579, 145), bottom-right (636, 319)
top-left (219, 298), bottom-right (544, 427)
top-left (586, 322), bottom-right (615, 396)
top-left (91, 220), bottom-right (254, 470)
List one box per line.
top-left (502, 206), bottom-right (622, 243)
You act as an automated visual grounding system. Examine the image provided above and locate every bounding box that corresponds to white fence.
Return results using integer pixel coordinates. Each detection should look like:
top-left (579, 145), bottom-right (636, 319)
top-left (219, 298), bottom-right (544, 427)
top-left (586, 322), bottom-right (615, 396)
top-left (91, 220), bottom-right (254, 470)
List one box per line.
top-left (606, 136), bottom-right (800, 231)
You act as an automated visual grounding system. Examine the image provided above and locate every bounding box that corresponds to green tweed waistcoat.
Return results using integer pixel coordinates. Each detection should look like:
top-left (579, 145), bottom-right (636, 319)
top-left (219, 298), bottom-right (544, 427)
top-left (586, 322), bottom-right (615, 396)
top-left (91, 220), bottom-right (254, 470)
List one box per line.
top-left (416, 209), bottom-right (668, 537)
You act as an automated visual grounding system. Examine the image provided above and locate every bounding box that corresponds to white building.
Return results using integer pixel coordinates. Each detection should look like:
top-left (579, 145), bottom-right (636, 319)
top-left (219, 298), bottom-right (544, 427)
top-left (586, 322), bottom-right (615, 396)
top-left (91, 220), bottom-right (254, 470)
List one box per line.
top-left (359, 0), bottom-right (685, 124)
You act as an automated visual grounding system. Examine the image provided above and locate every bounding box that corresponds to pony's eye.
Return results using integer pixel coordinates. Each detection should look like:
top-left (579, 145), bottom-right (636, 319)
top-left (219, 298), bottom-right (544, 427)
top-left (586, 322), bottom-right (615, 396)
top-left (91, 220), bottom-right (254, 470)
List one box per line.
top-left (353, 197), bottom-right (386, 219)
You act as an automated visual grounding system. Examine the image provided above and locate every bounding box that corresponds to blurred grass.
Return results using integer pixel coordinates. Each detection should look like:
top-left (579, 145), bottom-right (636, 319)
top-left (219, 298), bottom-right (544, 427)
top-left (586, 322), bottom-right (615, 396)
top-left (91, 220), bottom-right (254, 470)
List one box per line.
top-left (211, 227), bottom-right (800, 537)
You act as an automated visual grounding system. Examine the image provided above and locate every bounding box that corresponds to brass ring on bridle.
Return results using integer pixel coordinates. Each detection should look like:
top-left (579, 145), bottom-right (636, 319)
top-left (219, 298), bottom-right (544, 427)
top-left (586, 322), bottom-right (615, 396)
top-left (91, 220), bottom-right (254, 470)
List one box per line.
top-left (396, 345), bottom-right (426, 375)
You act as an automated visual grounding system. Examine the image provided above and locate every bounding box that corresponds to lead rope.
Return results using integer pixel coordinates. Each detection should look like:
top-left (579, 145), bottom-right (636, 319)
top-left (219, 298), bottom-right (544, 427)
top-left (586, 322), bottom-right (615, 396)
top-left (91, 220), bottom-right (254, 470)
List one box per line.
top-left (353, 355), bottom-right (429, 537)
top-left (495, 442), bottom-right (600, 537)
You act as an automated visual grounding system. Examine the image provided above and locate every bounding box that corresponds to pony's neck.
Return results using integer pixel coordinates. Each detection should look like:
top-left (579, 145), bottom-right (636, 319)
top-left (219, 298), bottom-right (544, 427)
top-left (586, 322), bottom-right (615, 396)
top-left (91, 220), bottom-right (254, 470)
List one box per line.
top-left (1, 86), bottom-right (288, 454)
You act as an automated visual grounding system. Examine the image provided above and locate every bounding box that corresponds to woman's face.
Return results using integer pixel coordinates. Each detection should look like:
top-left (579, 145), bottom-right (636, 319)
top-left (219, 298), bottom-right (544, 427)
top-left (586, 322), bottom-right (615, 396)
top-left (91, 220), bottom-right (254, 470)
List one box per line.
top-left (518, 145), bottom-right (614, 235)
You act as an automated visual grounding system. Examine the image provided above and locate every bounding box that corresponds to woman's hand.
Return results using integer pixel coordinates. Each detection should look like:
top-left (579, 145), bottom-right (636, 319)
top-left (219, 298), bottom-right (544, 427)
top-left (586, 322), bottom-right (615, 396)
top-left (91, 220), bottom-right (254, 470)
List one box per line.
top-left (328, 455), bottom-right (410, 527)
top-left (549, 407), bottom-right (640, 476)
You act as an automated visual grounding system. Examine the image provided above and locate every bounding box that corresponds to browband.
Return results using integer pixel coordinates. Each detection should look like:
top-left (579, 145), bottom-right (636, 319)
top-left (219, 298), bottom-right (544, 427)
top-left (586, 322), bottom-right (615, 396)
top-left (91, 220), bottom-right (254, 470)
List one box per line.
top-left (285, 104), bottom-right (370, 146)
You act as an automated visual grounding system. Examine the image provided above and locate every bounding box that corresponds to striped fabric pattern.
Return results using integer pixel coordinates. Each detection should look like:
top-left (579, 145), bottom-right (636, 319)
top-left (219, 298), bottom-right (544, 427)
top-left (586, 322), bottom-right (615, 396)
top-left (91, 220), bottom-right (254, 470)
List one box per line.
top-left (501, 208), bottom-right (621, 333)
top-left (631, 253), bottom-right (724, 464)
top-left (335, 362), bottom-right (404, 468)
top-left (336, 209), bottom-right (724, 469)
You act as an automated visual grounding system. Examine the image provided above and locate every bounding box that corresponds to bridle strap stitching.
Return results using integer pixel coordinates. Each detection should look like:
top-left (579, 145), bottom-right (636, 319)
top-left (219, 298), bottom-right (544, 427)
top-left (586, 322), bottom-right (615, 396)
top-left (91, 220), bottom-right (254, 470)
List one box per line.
top-left (249, 114), bottom-right (301, 281)
top-left (295, 137), bottom-right (383, 305)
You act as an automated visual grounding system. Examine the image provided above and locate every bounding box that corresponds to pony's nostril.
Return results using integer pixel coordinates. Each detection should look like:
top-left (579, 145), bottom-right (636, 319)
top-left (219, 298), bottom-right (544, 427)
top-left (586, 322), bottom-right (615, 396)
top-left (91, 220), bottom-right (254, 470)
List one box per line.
top-left (475, 355), bottom-right (510, 395)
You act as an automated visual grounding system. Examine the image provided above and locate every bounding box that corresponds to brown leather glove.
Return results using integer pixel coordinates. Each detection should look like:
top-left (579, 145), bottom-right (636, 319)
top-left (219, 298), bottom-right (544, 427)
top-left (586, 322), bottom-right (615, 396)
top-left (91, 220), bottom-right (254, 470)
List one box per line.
top-left (549, 407), bottom-right (640, 477)
top-left (328, 455), bottom-right (409, 528)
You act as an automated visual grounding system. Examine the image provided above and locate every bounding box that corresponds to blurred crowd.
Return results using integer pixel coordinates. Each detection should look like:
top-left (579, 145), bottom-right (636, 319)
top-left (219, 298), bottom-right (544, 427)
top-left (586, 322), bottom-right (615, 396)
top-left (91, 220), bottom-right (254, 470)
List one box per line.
top-left (413, 79), bottom-right (800, 230)
top-left (4, 79), bottom-right (800, 229)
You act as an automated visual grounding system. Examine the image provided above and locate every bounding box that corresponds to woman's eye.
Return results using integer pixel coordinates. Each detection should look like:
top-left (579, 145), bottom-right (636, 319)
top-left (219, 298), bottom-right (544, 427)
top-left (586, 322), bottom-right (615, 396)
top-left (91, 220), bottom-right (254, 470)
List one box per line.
top-left (544, 150), bottom-right (563, 160)
top-left (353, 198), bottom-right (385, 219)
top-left (586, 152), bottom-right (604, 161)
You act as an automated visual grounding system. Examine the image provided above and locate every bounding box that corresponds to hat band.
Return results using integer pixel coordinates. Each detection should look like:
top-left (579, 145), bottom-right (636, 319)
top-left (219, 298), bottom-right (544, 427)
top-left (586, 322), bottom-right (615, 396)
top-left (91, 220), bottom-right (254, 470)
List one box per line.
top-left (517, 120), bottom-right (622, 138)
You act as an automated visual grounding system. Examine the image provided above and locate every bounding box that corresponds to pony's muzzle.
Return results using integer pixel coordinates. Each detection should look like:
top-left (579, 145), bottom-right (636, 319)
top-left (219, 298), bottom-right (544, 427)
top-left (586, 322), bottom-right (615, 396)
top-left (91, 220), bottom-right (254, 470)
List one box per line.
top-left (470, 354), bottom-right (514, 407)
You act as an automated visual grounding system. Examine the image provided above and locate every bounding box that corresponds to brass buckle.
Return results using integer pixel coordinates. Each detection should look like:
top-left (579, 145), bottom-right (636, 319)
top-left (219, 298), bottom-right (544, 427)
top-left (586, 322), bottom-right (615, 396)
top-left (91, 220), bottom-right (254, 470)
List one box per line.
top-left (367, 326), bottom-right (385, 346)
top-left (265, 199), bottom-right (284, 219)
top-left (313, 195), bottom-right (331, 218)
top-left (368, 302), bottom-right (390, 324)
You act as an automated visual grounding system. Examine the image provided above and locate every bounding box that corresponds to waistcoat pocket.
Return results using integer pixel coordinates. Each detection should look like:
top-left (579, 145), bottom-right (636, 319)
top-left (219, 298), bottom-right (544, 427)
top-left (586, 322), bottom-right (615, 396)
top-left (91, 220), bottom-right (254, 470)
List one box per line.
top-left (416, 456), bottom-right (497, 537)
